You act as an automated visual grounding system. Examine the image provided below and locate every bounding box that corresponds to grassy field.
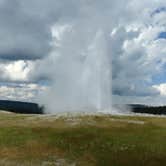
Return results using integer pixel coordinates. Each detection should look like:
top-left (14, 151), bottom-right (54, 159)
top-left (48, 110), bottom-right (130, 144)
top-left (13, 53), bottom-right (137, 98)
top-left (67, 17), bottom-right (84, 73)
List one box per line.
top-left (0, 112), bottom-right (166, 165)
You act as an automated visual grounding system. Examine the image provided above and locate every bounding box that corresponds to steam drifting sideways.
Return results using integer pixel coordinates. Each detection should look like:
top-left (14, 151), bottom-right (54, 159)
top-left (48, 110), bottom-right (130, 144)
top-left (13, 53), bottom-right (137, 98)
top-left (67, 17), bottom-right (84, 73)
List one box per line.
top-left (0, 0), bottom-right (166, 113)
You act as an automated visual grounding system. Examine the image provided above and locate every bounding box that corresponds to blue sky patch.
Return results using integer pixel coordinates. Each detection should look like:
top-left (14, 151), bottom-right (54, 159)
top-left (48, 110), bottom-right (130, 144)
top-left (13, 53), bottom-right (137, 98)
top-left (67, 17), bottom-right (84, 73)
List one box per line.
top-left (152, 74), bottom-right (166, 84)
top-left (158, 32), bottom-right (166, 39)
top-left (151, 7), bottom-right (166, 16)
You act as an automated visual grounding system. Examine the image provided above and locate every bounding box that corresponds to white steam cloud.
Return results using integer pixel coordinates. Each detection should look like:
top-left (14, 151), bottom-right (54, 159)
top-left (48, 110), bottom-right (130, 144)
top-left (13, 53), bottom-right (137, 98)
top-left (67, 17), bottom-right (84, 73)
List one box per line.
top-left (38, 28), bottom-right (112, 113)
top-left (35, 0), bottom-right (166, 113)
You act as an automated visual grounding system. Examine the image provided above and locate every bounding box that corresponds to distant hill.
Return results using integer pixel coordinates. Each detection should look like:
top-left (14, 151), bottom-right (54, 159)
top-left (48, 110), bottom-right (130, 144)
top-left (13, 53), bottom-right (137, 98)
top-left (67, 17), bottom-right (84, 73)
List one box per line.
top-left (0, 100), bottom-right (166, 115)
top-left (0, 100), bottom-right (43, 114)
top-left (130, 104), bottom-right (166, 115)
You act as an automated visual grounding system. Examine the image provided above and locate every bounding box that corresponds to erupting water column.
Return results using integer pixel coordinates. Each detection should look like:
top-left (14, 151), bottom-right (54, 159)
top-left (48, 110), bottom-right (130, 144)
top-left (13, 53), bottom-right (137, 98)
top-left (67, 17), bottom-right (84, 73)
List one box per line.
top-left (81, 30), bottom-right (112, 112)
top-left (41, 29), bottom-right (112, 113)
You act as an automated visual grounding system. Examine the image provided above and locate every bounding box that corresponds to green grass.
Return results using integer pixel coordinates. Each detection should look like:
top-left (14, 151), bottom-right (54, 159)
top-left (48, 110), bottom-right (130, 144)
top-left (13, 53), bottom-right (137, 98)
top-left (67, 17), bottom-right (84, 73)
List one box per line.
top-left (0, 113), bottom-right (166, 165)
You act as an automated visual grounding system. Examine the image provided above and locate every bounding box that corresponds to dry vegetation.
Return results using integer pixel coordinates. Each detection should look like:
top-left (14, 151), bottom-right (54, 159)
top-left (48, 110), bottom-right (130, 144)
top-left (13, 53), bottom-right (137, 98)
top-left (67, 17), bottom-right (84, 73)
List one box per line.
top-left (0, 112), bottom-right (166, 165)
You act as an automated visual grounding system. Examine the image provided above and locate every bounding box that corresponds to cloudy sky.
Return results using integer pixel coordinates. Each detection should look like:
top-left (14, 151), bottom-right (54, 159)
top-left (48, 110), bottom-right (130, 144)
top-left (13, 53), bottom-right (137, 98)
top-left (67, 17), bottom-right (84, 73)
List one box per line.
top-left (0, 0), bottom-right (166, 107)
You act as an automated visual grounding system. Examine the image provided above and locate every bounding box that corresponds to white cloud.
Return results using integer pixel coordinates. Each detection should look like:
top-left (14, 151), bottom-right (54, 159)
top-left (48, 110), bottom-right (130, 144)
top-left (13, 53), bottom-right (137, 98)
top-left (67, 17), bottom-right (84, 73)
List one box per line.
top-left (4, 61), bottom-right (31, 81)
top-left (153, 83), bottom-right (166, 96)
top-left (0, 60), bottom-right (34, 82)
top-left (0, 83), bottom-right (47, 101)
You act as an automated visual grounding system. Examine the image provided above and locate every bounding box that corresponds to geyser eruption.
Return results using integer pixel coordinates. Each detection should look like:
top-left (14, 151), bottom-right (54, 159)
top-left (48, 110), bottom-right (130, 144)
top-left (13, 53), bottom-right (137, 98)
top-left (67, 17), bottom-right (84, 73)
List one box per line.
top-left (81, 31), bottom-right (112, 112)
top-left (40, 28), bottom-right (112, 113)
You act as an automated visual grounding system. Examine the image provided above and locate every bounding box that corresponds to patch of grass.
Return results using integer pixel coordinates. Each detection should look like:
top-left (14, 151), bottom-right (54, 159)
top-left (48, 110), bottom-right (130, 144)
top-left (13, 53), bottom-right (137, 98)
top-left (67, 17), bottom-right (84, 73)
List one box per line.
top-left (0, 113), bottom-right (166, 165)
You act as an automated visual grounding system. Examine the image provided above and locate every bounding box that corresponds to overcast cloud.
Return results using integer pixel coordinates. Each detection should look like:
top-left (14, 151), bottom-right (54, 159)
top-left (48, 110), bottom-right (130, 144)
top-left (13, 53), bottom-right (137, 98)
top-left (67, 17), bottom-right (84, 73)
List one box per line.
top-left (0, 0), bottom-right (165, 108)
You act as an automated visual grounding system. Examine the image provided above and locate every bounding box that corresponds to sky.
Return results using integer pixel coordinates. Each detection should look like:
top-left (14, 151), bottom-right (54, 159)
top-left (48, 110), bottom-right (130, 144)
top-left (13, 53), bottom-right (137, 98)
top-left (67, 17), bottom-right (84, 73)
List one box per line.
top-left (0, 0), bottom-right (166, 107)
